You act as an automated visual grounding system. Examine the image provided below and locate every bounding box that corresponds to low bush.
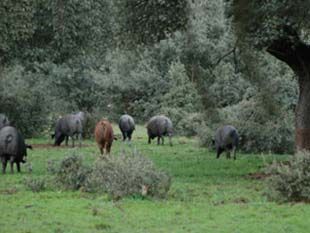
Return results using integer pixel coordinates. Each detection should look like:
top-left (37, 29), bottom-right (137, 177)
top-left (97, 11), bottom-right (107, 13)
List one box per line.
top-left (266, 151), bottom-right (310, 202)
top-left (51, 152), bottom-right (91, 190)
top-left (24, 177), bottom-right (46, 192)
top-left (85, 150), bottom-right (171, 199)
top-left (196, 123), bottom-right (216, 148)
top-left (49, 150), bottom-right (171, 199)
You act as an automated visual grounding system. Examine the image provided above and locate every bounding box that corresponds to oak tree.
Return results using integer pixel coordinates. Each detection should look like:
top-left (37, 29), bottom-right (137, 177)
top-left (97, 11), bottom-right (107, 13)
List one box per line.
top-left (232, 0), bottom-right (310, 150)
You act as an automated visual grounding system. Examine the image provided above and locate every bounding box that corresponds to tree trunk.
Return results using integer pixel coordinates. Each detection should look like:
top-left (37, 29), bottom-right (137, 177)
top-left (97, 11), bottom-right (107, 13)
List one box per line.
top-left (295, 76), bottom-right (310, 150)
top-left (267, 38), bottom-right (310, 151)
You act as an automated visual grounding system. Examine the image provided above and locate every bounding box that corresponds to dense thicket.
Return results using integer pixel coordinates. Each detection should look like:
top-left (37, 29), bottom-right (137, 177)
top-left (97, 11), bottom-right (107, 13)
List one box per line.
top-left (0, 0), bottom-right (299, 153)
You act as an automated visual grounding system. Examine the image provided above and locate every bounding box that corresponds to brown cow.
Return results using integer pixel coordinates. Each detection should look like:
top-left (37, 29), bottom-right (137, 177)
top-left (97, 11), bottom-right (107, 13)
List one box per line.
top-left (94, 119), bottom-right (115, 155)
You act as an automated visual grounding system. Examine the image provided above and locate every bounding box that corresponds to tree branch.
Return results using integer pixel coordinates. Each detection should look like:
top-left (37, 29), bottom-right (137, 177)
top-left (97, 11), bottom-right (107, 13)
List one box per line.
top-left (212, 47), bottom-right (236, 68)
top-left (267, 38), bottom-right (310, 80)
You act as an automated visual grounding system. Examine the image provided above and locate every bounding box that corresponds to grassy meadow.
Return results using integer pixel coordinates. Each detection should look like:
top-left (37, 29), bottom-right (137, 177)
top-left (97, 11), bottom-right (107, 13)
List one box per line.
top-left (0, 125), bottom-right (309, 233)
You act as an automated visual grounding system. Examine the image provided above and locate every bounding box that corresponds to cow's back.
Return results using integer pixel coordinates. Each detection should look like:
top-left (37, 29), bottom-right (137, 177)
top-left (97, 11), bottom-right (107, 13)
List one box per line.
top-left (119, 114), bottom-right (135, 132)
top-left (215, 125), bottom-right (238, 148)
top-left (0, 126), bottom-right (25, 158)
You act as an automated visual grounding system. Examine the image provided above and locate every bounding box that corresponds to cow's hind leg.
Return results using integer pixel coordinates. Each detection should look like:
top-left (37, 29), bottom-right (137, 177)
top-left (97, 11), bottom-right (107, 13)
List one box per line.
top-left (106, 143), bottom-right (112, 154)
top-left (232, 146), bottom-right (236, 160)
top-left (1, 157), bottom-right (7, 174)
top-left (77, 133), bottom-right (82, 147)
top-left (16, 162), bottom-right (21, 172)
top-left (71, 136), bottom-right (75, 147)
top-left (122, 132), bottom-right (126, 141)
top-left (10, 156), bottom-right (14, 174)
top-left (128, 131), bottom-right (132, 142)
top-left (226, 151), bottom-right (231, 159)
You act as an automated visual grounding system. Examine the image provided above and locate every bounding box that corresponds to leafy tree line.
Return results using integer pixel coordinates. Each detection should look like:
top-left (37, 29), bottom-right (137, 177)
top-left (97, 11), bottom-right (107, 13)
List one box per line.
top-left (0, 0), bottom-right (299, 153)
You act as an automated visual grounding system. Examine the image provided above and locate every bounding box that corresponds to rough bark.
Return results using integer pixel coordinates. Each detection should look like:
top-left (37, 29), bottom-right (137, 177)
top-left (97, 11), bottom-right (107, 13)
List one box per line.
top-left (295, 77), bottom-right (310, 151)
top-left (267, 37), bottom-right (310, 151)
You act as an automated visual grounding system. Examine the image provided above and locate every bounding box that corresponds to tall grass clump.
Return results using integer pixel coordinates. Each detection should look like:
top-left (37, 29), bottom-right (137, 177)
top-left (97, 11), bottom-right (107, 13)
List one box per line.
top-left (266, 151), bottom-right (310, 202)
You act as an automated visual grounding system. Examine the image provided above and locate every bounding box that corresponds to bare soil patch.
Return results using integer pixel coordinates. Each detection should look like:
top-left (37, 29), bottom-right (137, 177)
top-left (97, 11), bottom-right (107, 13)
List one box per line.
top-left (246, 172), bottom-right (271, 180)
top-left (32, 144), bottom-right (92, 149)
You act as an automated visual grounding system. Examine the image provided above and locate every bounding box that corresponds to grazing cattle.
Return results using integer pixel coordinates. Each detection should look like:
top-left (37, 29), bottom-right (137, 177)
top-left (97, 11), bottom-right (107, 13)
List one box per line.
top-left (214, 125), bottom-right (239, 160)
top-left (146, 115), bottom-right (173, 146)
top-left (119, 114), bottom-right (135, 141)
top-left (76, 111), bottom-right (87, 128)
top-left (0, 126), bottom-right (32, 174)
top-left (95, 119), bottom-right (115, 155)
top-left (0, 114), bottom-right (10, 130)
top-left (52, 113), bottom-right (83, 147)
top-left (69, 111), bottom-right (87, 139)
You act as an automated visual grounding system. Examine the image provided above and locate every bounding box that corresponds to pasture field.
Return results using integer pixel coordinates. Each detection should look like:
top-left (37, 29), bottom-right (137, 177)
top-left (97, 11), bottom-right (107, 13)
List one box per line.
top-left (0, 125), bottom-right (309, 233)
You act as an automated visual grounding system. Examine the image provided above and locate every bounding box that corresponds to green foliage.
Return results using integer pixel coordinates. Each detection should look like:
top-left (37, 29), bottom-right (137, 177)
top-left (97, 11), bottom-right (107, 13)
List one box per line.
top-left (266, 151), bottom-right (310, 202)
top-left (0, 0), bottom-right (35, 63)
top-left (209, 63), bottom-right (250, 108)
top-left (52, 152), bottom-right (91, 190)
top-left (49, 149), bottom-right (171, 199)
top-left (0, 65), bottom-right (50, 136)
top-left (0, 0), bottom-right (111, 64)
top-left (160, 61), bottom-right (203, 135)
top-left (115, 0), bottom-right (188, 45)
top-left (38, 60), bottom-right (103, 112)
top-left (197, 123), bottom-right (215, 147)
top-left (93, 48), bottom-right (174, 122)
top-left (0, 0), bottom-right (301, 153)
top-left (24, 177), bottom-right (46, 192)
top-left (197, 53), bottom-right (298, 154)
top-left (232, 0), bottom-right (310, 48)
top-left (223, 100), bottom-right (295, 153)
top-left (198, 94), bottom-right (296, 154)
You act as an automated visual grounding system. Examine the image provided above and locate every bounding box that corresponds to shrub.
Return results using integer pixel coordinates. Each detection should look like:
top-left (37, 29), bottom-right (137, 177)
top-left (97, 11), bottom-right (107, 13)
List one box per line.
top-left (266, 151), bottom-right (310, 202)
top-left (196, 123), bottom-right (216, 148)
top-left (85, 150), bottom-right (171, 199)
top-left (49, 150), bottom-right (171, 199)
top-left (24, 177), bottom-right (46, 192)
top-left (52, 152), bottom-right (91, 190)
top-left (225, 100), bottom-right (295, 154)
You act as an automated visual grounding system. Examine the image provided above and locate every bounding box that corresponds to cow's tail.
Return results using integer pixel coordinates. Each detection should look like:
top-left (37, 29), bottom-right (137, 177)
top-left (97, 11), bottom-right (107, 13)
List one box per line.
top-left (4, 134), bottom-right (13, 145)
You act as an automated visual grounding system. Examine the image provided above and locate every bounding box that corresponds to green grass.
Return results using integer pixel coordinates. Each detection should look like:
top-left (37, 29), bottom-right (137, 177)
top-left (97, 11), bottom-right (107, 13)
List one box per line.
top-left (0, 125), bottom-right (309, 233)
